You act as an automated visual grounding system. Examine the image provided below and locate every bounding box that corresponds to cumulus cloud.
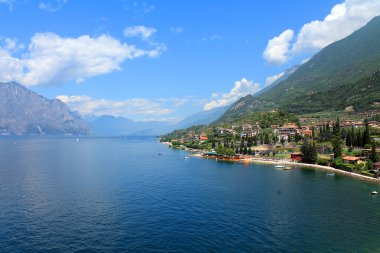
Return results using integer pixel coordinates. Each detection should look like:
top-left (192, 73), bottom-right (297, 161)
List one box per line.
top-left (0, 0), bottom-right (14, 9)
top-left (56, 95), bottom-right (174, 118)
top-left (123, 26), bottom-right (156, 40)
top-left (263, 0), bottom-right (380, 64)
top-left (203, 78), bottom-right (260, 110)
top-left (265, 72), bottom-right (284, 87)
top-left (39, 0), bottom-right (68, 12)
top-left (0, 32), bottom-right (164, 86)
top-left (263, 29), bottom-right (294, 65)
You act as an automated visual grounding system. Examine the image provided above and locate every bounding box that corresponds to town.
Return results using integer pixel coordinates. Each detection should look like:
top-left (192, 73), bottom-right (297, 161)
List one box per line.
top-left (161, 111), bottom-right (380, 179)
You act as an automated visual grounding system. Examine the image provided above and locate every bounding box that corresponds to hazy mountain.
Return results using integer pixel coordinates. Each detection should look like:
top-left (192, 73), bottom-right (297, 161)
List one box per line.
top-left (173, 105), bottom-right (229, 130)
top-left (89, 105), bottom-right (230, 136)
top-left (0, 82), bottom-right (90, 135)
top-left (216, 15), bottom-right (380, 124)
top-left (89, 115), bottom-right (172, 136)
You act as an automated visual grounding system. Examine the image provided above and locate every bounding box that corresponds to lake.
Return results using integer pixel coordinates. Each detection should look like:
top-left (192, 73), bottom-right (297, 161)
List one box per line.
top-left (0, 136), bottom-right (380, 252)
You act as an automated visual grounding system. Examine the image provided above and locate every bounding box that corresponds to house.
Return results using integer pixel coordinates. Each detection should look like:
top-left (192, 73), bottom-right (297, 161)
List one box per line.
top-left (291, 152), bottom-right (303, 162)
top-left (276, 123), bottom-right (298, 141)
top-left (200, 133), bottom-right (208, 141)
top-left (342, 156), bottom-right (364, 165)
top-left (374, 162), bottom-right (380, 171)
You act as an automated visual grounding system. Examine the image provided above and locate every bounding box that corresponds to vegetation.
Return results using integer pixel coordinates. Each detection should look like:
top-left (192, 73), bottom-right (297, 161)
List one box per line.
top-left (300, 140), bottom-right (317, 164)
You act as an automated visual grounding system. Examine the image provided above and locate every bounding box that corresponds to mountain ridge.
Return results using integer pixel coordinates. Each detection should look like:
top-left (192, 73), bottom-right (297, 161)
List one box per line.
top-left (0, 82), bottom-right (90, 135)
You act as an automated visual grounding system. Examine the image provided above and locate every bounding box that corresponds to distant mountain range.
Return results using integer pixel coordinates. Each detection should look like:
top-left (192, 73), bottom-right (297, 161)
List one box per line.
top-left (89, 115), bottom-right (172, 136)
top-left (89, 105), bottom-right (230, 136)
top-left (0, 82), bottom-right (90, 135)
top-left (215, 15), bottom-right (380, 125)
top-left (0, 81), bottom-right (229, 136)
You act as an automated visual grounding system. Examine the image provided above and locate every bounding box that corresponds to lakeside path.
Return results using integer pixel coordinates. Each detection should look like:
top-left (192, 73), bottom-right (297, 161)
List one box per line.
top-left (160, 142), bottom-right (380, 183)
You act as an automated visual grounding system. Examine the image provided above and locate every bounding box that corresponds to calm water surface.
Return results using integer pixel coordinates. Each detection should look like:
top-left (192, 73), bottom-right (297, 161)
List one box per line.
top-left (0, 136), bottom-right (380, 252)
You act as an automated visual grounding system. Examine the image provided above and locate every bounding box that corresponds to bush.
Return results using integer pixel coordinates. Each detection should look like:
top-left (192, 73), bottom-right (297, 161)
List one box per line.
top-left (333, 158), bottom-right (354, 172)
top-left (317, 157), bottom-right (330, 166)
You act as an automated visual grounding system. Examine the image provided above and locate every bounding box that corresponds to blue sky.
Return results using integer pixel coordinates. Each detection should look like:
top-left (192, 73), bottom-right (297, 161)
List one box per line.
top-left (0, 0), bottom-right (379, 121)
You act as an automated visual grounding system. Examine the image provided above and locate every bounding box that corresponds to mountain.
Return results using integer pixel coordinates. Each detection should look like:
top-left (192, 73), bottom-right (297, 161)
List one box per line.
top-left (173, 105), bottom-right (229, 130)
top-left (253, 64), bottom-right (300, 98)
top-left (0, 82), bottom-right (90, 135)
top-left (89, 105), bottom-right (230, 136)
top-left (89, 115), bottom-right (172, 136)
top-left (216, 15), bottom-right (380, 124)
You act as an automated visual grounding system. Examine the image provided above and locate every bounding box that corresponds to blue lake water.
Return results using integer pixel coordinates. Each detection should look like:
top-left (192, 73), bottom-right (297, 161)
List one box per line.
top-left (0, 136), bottom-right (380, 252)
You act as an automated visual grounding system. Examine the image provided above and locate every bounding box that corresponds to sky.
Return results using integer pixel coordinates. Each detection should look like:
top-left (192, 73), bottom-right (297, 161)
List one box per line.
top-left (1, 0), bottom-right (380, 122)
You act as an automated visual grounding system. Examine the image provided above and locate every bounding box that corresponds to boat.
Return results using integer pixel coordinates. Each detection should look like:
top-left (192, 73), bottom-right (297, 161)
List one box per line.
top-left (274, 165), bottom-right (285, 169)
top-left (158, 153), bottom-right (163, 156)
top-left (184, 156), bottom-right (190, 159)
top-left (283, 167), bottom-right (292, 170)
top-left (76, 138), bottom-right (79, 142)
top-left (327, 173), bottom-right (335, 176)
top-left (371, 191), bottom-right (378, 195)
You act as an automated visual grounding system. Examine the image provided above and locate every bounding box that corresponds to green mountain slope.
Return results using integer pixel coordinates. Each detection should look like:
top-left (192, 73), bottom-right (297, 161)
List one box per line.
top-left (216, 15), bottom-right (380, 124)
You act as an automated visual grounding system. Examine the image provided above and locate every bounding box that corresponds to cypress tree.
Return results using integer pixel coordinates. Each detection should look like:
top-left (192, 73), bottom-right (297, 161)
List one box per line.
top-left (369, 142), bottom-right (379, 163)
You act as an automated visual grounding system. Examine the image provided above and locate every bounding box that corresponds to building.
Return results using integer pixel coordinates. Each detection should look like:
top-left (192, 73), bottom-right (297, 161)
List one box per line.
top-left (276, 123), bottom-right (298, 141)
top-left (200, 133), bottom-right (208, 141)
top-left (298, 126), bottom-right (312, 137)
top-left (291, 152), bottom-right (303, 162)
top-left (374, 162), bottom-right (380, 171)
top-left (342, 156), bottom-right (364, 165)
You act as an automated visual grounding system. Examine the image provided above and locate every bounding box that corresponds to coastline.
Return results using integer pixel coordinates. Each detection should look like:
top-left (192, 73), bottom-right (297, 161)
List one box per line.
top-left (162, 143), bottom-right (380, 184)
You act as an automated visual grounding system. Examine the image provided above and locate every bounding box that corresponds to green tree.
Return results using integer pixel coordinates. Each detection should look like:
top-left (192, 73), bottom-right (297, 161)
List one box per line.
top-left (363, 120), bottom-right (371, 147)
top-left (331, 136), bottom-right (342, 159)
top-left (331, 117), bottom-right (342, 158)
top-left (301, 140), bottom-right (317, 164)
top-left (369, 142), bottom-right (379, 163)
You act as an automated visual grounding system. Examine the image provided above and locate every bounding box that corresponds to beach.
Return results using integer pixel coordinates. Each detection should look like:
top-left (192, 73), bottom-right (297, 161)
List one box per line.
top-left (190, 152), bottom-right (380, 183)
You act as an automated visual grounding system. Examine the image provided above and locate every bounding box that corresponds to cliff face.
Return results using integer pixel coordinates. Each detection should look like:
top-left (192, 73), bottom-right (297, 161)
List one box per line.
top-left (0, 82), bottom-right (90, 135)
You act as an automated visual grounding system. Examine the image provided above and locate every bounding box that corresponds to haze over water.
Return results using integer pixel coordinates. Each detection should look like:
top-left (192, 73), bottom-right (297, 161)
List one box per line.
top-left (0, 136), bottom-right (380, 252)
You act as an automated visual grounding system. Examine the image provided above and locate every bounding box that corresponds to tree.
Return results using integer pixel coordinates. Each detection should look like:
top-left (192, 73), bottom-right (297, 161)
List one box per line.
top-left (264, 133), bottom-right (270, 144)
top-left (331, 117), bottom-right (342, 158)
top-left (363, 120), bottom-right (371, 147)
top-left (369, 142), bottom-right (379, 163)
top-left (331, 135), bottom-right (342, 159)
top-left (301, 140), bottom-right (317, 164)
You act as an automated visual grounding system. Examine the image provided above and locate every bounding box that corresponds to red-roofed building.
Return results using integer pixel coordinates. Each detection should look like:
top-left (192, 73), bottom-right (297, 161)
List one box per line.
top-left (291, 152), bottom-right (303, 162)
top-left (200, 133), bottom-right (208, 141)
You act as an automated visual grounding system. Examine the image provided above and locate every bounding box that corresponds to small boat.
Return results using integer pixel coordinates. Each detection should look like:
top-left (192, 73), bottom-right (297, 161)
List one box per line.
top-left (158, 153), bottom-right (163, 156)
top-left (274, 165), bottom-right (285, 169)
top-left (76, 138), bottom-right (79, 142)
top-left (327, 173), bottom-right (335, 176)
top-left (371, 191), bottom-right (378, 195)
top-left (184, 156), bottom-right (190, 159)
top-left (283, 167), bottom-right (292, 170)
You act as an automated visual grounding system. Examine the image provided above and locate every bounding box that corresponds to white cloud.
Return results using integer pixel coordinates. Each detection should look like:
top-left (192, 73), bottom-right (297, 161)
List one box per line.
top-left (123, 26), bottom-right (156, 40)
top-left (263, 29), bottom-right (294, 65)
top-left (39, 0), bottom-right (68, 12)
top-left (203, 78), bottom-right (260, 110)
top-left (0, 32), bottom-right (164, 86)
top-left (0, 37), bottom-right (24, 52)
top-left (56, 95), bottom-right (174, 118)
top-left (124, 2), bottom-right (155, 16)
top-left (0, 0), bottom-right (14, 10)
top-left (170, 27), bottom-right (184, 33)
top-left (158, 97), bottom-right (191, 107)
top-left (263, 0), bottom-right (380, 64)
top-left (265, 72), bottom-right (284, 87)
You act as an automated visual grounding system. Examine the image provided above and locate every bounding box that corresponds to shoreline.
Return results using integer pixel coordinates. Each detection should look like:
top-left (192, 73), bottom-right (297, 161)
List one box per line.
top-left (162, 143), bottom-right (380, 184)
